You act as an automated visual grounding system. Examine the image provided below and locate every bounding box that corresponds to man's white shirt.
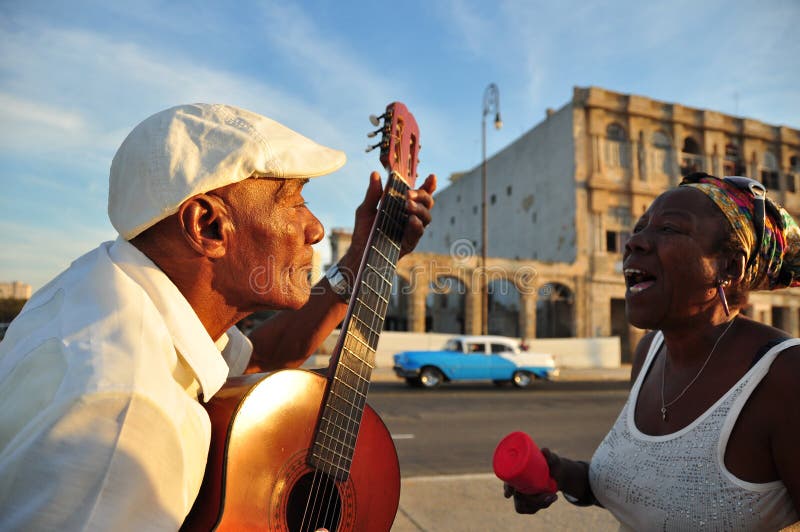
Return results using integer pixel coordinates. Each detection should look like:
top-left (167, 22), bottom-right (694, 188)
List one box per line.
top-left (0, 238), bottom-right (252, 530)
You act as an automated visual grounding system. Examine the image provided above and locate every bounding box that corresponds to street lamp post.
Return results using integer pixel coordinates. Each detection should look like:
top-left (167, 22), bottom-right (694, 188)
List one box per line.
top-left (481, 83), bottom-right (502, 336)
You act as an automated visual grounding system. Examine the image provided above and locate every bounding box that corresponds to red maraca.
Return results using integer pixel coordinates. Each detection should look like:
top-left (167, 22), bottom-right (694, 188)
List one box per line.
top-left (493, 431), bottom-right (557, 494)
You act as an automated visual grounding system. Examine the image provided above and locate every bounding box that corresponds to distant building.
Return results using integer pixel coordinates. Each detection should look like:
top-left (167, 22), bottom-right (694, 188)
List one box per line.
top-left (331, 86), bottom-right (800, 361)
top-left (0, 282), bottom-right (31, 300)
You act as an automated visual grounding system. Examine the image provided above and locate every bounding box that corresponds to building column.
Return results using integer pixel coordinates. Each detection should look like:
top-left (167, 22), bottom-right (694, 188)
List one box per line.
top-left (408, 282), bottom-right (428, 332)
top-left (466, 277), bottom-right (482, 335)
top-left (521, 291), bottom-right (537, 340)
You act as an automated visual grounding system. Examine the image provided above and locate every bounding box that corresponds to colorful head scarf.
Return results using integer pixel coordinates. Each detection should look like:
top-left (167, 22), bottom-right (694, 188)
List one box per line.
top-left (679, 172), bottom-right (800, 291)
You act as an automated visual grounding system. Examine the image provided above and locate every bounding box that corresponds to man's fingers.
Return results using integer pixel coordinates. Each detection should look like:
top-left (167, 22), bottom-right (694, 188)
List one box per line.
top-left (359, 171), bottom-right (383, 211)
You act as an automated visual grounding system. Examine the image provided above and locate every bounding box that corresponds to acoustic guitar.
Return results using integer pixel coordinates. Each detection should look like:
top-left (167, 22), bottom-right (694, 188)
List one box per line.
top-left (182, 102), bottom-right (421, 531)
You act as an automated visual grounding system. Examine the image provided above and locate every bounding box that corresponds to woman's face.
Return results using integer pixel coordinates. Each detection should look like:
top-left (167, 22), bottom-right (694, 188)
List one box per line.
top-left (623, 187), bottom-right (730, 330)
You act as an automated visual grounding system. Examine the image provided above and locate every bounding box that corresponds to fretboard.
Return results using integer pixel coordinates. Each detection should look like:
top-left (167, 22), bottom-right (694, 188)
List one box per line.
top-left (309, 172), bottom-right (409, 480)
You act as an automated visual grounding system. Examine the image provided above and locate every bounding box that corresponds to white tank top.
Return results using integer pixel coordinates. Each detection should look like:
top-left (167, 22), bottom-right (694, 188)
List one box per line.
top-left (589, 331), bottom-right (799, 531)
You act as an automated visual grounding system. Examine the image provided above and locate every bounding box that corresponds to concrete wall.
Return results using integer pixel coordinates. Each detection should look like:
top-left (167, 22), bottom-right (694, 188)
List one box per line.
top-left (311, 330), bottom-right (621, 369)
top-left (416, 103), bottom-right (578, 263)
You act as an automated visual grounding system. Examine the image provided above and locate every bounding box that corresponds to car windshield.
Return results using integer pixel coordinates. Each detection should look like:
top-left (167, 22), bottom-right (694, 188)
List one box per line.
top-left (443, 339), bottom-right (462, 351)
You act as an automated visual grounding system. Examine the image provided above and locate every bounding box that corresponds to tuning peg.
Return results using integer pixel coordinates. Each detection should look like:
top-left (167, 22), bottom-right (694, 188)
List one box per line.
top-left (365, 141), bottom-right (382, 153)
top-left (369, 113), bottom-right (385, 127)
top-left (367, 128), bottom-right (383, 138)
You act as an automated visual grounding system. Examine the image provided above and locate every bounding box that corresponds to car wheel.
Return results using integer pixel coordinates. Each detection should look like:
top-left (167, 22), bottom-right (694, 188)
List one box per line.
top-left (405, 377), bottom-right (422, 387)
top-left (419, 367), bottom-right (444, 388)
top-left (512, 370), bottom-right (533, 388)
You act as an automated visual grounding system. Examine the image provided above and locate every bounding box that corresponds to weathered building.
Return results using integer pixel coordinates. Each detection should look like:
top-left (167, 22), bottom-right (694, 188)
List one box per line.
top-left (332, 86), bottom-right (800, 361)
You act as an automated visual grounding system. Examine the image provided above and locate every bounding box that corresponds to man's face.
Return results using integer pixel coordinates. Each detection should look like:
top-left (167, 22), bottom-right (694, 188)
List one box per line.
top-left (212, 177), bottom-right (324, 312)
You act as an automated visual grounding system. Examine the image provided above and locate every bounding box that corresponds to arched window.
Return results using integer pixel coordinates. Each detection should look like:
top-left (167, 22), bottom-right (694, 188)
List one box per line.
top-left (682, 137), bottom-right (701, 154)
top-left (723, 140), bottom-right (745, 176)
top-left (680, 136), bottom-right (703, 176)
top-left (605, 123), bottom-right (629, 168)
top-left (606, 123), bottom-right (626, 141)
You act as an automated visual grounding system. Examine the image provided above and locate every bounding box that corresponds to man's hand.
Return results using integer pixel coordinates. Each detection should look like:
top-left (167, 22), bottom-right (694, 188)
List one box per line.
top-left (340, 171), bottom-right (436, 275)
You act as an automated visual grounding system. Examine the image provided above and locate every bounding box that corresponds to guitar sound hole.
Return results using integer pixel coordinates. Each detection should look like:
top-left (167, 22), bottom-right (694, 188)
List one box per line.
top-left (285, 471), bottom-right (342, 532)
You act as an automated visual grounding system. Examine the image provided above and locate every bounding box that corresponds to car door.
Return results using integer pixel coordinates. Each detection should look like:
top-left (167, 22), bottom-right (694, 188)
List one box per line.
top-left (490, 342), bottom-right (517, 379)
top-left (458, 341), bottom-right (491, 379)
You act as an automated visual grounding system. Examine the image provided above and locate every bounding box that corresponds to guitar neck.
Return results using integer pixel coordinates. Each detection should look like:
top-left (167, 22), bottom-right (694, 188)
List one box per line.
top-left (309, 172), bottom-right (409, 480)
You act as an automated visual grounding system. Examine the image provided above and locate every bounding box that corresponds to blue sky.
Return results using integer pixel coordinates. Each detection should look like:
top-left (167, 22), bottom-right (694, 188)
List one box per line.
top-left (1, 0), bottom-right (798, 291)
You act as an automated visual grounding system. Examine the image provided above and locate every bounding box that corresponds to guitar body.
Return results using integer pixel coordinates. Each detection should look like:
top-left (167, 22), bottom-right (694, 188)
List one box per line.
top-left (182, 369), bottom-right (400, 531)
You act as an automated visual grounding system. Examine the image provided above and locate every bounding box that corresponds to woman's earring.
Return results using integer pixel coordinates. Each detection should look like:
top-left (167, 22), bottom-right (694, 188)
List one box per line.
top-left (717, 279), bottom-right (731, 317)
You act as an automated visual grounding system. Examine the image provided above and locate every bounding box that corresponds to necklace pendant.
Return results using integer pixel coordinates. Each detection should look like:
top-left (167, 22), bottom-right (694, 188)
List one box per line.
top-left (661, 407), bottom-right (667, 421)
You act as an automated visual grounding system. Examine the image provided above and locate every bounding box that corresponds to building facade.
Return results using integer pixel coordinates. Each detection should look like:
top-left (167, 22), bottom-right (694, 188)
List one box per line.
top-left (331, 87), bottom-right (800, 361)
top-left (0, 282), bottom-right (31, 300)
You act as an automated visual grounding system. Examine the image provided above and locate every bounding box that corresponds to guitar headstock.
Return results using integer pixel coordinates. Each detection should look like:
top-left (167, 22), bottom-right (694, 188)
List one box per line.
top-left (367, 102), bottom-right (420, 189)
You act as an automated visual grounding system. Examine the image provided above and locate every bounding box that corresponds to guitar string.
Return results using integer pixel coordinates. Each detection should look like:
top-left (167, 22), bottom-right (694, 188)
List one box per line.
top-left (302, 172), bottom-right (408, 530)
top-left (320, 173), bottom-right (407, 529)
top-left (309, 173), bottom-right (404, 530)
top-left (317, 173), bottom-right (406, 529)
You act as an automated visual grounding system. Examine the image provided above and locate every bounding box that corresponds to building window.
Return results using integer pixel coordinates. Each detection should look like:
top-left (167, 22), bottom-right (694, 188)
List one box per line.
top-left (651, 130), bottom-right (672, 175)
top-left (787, 155), bottom-right (799, 193)
top-left (506, 185), bottom-right (512, 196)
top-left (450, 216), bottom-right (455, 225)
top-left (680, 136), bottom-right (703, 176)
top-left (762, 151), bottom-right (780, 190)
top-left (473, 206), bottom-right (478, 214)
top-left (606, 230), bottom-right (630, 253)
top-left (605, 123), bottom-right (629, 168)
top-left (491, 194), bottom-right (497, 204)
top-left (723, 141), bottom-right (745, 176)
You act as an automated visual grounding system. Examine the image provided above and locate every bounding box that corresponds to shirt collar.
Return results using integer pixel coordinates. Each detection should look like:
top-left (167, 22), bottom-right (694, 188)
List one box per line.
top-left (108, 237), bottom-right (229, 400)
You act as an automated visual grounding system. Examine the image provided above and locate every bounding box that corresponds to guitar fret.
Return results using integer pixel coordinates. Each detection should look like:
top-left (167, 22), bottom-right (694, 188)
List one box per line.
top-left (328, 387), bottom-right (361, 410)
top-left (362, 280), bottom-right (390, 305)
top-left (350, 312), bottom-right (381, 340)
top-left (311, 452), bottom-right (352, 472)
top-left (332, 373), bottom-right (364, 396)
top-left (375, 228), bottom-right (402, 250)
top-left (365, 263), bottom-right (392, 286)
top-left (336, 360), bottom-right (371, 383)
top-left (319, 414), bottom-right (360, 440)
top-left (370, 247), bottom-right (393, 268)
top-left (341, 345), bottom-right (374, 369)
top-left (345, 318), bottom-right (378, 350)
top-left (316, 423), bottom-right (358, 450)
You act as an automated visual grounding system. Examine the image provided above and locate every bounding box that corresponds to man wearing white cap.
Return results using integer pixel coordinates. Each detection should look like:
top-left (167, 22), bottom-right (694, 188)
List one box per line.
top-left (0, 103), bottom-right (436, 530)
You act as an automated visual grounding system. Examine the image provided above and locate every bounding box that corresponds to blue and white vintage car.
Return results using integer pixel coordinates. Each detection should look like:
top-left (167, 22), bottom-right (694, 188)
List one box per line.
top-left (393, 335), bottom-right (559, 388)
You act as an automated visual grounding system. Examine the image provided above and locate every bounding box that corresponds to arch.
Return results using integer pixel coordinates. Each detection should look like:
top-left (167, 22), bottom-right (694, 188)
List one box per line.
top-left (487, 278), bottom-right (521, 337)
top-left (385, 273), bottom-right (411, 331)
top-left (723, 140), bottom-right (745, 176)
top-left (605, 123), bottom-right (629, 169)
top-left (682, 136), bottom-right (701, 154)
top-left (606, 122), bottom-right (626, 141)
top-left (680, 136), bottom-right (703, 176)
top-left (535, 283), bottom-right (575, 338)
top-left (651, 130), bottom-right (672, 175)
top-left (425, 276), bottom-right (466, 333)
top-left (652, 130), bottom-right (671, 148)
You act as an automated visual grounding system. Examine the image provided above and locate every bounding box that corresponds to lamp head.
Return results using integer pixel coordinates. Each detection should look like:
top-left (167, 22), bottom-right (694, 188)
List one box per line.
top-left (494, 113), bottom-right (503, 130)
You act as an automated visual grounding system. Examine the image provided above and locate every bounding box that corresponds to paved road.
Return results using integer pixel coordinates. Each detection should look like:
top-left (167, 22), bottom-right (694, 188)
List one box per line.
top-left (362, 379), bottom-right (630, 531)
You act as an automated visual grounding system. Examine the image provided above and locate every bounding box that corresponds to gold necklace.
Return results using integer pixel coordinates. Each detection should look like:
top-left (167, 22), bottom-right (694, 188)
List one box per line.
top-left (660, 318), bottom-right (736, 422)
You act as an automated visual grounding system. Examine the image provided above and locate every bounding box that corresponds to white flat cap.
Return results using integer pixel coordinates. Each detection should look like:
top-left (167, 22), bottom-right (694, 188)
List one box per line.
top-left (109, 103), bottom-right (346, 240)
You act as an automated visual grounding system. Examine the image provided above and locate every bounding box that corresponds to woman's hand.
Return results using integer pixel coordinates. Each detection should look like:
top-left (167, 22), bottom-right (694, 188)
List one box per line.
top-left (503, 483), bottom-right (558, 514)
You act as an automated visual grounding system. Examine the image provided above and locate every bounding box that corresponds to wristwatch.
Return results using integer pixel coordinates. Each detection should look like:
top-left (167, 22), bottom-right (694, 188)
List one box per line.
top-left (325, 263), bottom-right (352, 302)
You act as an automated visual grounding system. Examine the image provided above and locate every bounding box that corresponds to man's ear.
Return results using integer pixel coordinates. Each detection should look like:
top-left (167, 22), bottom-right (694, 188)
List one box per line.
top-left (177, 194), bottom-right (232, 259)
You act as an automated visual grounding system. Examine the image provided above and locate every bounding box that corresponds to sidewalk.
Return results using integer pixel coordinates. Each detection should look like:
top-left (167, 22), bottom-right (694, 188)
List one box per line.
top-left (394, 473), bottom-right (618, 531)
top-left (373, 364), bottom-right (630, 530)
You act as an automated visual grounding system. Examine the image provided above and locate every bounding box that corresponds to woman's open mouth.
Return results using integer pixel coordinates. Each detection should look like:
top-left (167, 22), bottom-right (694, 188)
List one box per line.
top-left (624, 267), bottom-right (657, 295)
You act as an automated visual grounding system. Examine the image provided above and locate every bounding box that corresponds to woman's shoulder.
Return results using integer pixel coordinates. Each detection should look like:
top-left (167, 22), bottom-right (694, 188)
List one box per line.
top-left (630, 330), bottom-right (660, 383)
